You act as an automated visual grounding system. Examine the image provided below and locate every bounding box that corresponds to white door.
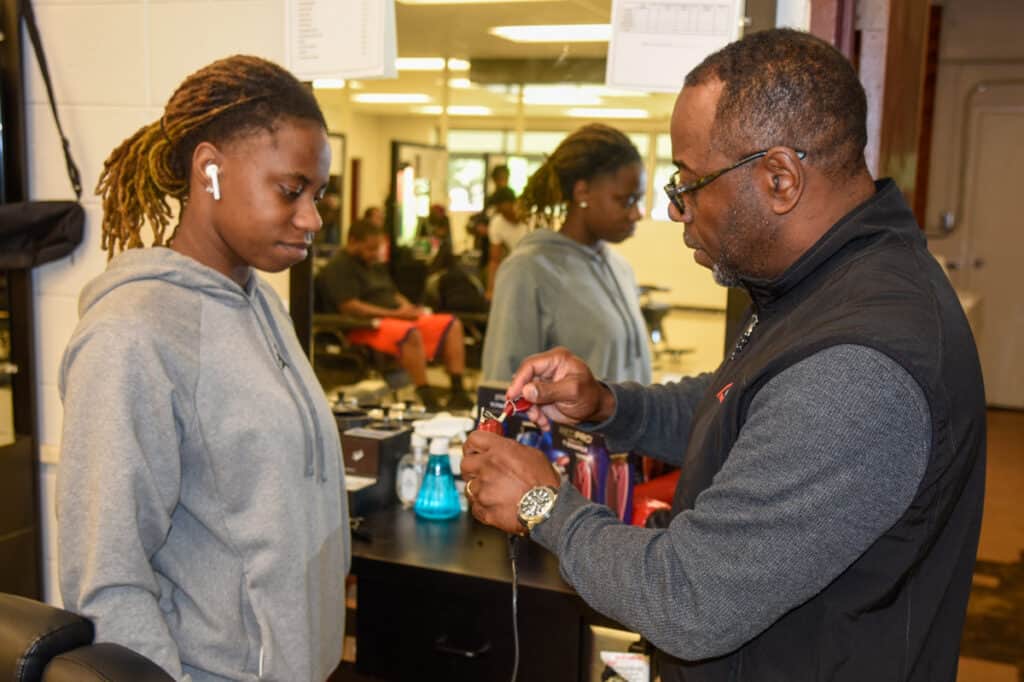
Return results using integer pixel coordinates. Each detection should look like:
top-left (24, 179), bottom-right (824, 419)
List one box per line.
top-left (955, 81), bottom-right (1024, 408)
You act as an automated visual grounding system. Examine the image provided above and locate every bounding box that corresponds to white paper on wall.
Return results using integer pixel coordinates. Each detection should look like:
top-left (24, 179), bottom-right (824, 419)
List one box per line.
top-left (285, 0), bottom-right (397, 81)
top-left (606, 0), bottom-right (744, 93)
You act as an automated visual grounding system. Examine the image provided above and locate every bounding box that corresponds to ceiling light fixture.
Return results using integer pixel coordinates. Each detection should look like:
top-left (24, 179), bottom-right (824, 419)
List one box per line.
top-left (447, 78), bottom-right (474, 89)
top-left (312, 79), bottom-right (346, 90)
top-left (519, 85), bottom-right (603, 106)
top-left (418, 105), bottom-right (493, 116)
top-left (396, 57), bottom-right (470, 71)
top-left (567, 107), bottom-right (649, 119)
top-left (489, 24), bottom-right (611, 43)
top-left (353, 93), bottom-right (432, 104)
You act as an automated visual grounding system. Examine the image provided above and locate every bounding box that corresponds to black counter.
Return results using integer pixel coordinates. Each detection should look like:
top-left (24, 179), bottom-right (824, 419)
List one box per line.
top-left (350, 506), bottom-right (619, 681)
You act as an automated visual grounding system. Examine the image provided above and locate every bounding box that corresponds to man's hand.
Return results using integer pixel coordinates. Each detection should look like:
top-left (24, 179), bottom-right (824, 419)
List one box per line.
top-left (461, 431), bottom-right (561, 534)
top-left (393, 301), bottom-right (422, 320)
top-left (506, 347), bottom-right (616, 430)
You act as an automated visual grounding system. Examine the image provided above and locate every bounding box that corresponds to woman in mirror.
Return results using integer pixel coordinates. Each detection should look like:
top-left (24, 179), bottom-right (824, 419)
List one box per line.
top-left (481, 123), bottom-right (653, 385)
top-left (57, 55), bottom-right (348, 681)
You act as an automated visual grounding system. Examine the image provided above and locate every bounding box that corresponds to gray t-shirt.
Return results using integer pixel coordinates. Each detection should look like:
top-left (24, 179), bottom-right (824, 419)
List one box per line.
top-left (315, 250), bottom-right (399, 313)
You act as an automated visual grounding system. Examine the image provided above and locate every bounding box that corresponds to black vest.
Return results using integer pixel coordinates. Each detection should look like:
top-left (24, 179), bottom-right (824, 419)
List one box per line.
top-left (660, 180), bottom-right (986, 682)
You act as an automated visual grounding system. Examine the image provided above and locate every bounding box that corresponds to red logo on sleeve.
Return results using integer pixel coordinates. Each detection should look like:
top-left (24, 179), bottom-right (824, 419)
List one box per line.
top-left (716, 382), bottom-right (734, 403)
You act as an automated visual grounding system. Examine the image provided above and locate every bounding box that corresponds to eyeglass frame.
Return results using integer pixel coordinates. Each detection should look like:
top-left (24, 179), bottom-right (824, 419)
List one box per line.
top-left (663, 148), bottom-right (807, 215)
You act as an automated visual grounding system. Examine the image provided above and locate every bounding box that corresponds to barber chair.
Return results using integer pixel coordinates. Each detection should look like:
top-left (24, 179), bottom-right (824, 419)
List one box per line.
top-left (311, 313), bottom-right (409, 399)
top-left (0, 593), bottom-right (173, 681)
top-left (638, 285), bottom-right (693, 367)
top-left (423, 269), bottom-right (489, 370)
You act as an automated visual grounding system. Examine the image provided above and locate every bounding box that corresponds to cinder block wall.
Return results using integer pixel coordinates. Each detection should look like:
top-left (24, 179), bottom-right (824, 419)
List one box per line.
top-left (26, 0), bottom-right (290, 604)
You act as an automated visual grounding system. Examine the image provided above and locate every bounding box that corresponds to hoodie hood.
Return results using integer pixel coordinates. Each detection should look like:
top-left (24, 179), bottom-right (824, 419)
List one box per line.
top-left (80, 247), bottom-right (252, 317)
top-left (78, 247), bottom-right (329, 484)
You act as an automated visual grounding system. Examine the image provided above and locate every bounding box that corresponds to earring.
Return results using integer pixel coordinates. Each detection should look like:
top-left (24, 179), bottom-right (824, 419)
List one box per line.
top-left (579, 200), bottom-right (588, 208)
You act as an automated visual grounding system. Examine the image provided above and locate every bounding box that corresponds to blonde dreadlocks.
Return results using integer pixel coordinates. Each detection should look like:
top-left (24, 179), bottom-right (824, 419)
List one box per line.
top-left (95, 55), bottom-right (326, 257)
top-left (518, 123), bottom-right (642, 228)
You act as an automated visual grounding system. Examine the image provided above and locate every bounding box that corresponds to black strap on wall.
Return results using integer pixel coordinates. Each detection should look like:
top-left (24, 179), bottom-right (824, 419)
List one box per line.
top-left (17, 0), bottom-right (81, 199)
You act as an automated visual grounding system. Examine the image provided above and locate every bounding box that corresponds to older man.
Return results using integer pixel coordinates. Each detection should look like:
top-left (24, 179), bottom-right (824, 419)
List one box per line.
top-left (462, 29), bottom-right (985, 682)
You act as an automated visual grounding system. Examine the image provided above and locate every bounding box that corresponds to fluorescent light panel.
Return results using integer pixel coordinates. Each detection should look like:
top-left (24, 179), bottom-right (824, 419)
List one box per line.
top-left (312, 79), bottom-right (346, 90)
top-left (396, 57), bottom-right (470, 71)
top-left (353, 93), bottom-right (431, 104)
top-left (490, 24), bottom-right (611, 43)
top-left (418, 105), bottom-right (492, 116)
top-left (567, 107), bottom-right (649, 119)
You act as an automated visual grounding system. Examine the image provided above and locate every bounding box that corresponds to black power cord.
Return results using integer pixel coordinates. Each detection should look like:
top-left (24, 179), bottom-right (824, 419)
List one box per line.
top-left (508, 534), bottom-right (523, 682)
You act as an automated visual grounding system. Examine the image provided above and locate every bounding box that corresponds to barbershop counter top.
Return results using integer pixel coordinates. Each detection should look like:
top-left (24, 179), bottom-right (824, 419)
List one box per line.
top-left (350, 505), bottom-right (573, 595)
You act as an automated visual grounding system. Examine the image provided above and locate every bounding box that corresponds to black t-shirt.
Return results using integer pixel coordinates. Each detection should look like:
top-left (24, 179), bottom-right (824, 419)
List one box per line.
top-left (314, 250), bottom-right (400, 313)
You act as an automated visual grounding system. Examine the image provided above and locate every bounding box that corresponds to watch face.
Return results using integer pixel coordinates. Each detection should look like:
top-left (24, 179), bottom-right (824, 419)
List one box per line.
top-left (520, 487), bottom-right (555, 520)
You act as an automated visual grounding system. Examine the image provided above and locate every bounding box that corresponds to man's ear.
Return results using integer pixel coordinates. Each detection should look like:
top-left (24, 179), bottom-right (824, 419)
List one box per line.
top-left (760, 147), bottom-right (804, 216)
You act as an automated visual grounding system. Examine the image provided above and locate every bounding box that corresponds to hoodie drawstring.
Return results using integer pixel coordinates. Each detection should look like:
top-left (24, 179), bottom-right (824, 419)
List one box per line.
top-left (590, 249), bottom-right (645, 363)
top-left (251, 293), bottom-right (326, 482)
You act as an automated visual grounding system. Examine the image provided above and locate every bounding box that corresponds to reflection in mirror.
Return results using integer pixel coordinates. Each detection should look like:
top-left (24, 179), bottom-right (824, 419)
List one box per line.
top-left (0, 273), bottom-right (14, 446)
top-left (289, 0), bottom-right (788, 396)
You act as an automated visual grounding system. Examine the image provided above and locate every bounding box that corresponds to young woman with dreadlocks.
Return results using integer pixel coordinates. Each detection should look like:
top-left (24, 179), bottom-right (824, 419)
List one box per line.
top-left (57, 55), bottom-right (348, 681)
top-left (480, 123), bottom-right (652, 385)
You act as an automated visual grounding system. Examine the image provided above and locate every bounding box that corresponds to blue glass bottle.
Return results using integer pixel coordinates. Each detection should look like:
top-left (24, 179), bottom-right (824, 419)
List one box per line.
top-left (414, 438), bottom-right (461, 520)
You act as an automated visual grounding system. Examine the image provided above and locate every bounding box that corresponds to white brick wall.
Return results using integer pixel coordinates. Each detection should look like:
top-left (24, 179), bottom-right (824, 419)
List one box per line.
top-left (26, 0), bottom-right (290, 604)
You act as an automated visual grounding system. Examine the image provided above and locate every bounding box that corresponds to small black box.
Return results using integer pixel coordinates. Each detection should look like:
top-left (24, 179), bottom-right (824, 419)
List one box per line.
top-left (340, 423), bottom-right (411, 516)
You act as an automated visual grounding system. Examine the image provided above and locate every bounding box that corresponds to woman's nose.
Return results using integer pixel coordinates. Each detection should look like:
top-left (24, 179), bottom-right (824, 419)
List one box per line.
top-left (295, 198), bottom-right (323, 231)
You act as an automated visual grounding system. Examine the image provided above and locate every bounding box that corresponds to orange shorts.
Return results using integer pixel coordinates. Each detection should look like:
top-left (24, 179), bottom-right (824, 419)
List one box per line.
top-left (347, 313), bottom-right (455, 360)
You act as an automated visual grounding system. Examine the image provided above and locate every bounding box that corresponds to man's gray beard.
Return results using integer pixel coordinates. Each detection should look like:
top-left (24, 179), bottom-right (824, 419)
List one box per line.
top-left (712, 262), bottom-right (742, 288)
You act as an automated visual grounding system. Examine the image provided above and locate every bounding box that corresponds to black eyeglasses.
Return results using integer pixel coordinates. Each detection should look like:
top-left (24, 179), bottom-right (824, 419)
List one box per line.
top-left (663, 148), bottom-right (807, 215)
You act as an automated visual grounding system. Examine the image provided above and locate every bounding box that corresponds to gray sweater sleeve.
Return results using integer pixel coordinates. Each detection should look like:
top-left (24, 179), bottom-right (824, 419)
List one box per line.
top-left (583, 374), bottom-right (714, 464)
top-left (531, 344), bottom-right (930, 660)
top-left (57, 323), bottom-right (190, 681)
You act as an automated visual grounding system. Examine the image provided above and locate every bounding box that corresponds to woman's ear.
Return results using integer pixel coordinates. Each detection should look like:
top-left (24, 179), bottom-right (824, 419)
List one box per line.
top-left (190, 142), bottom-right (223, 198)
top-left (760, 147), bottom-right (804, 216)
top-left (571, 178), bottom-right (590, 208)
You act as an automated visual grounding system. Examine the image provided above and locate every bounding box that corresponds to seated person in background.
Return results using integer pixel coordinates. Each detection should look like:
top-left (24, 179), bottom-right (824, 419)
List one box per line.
top-left (363, 205), bottom-right (384, 229)
top-left (466, 211), bottom-right (491, 276)
top-left (423, 204), bottom-right (455, 273)
top-left (486, 186), bottom-right (529, 299)
top-left (481, 123), bottom-right (652, 385)
top-left (315, 219), bottom-right (474, 411)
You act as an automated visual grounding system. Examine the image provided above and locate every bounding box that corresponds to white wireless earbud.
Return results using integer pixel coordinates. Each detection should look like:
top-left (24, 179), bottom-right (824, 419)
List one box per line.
top-left (204, 164), bottom-right (221, 201)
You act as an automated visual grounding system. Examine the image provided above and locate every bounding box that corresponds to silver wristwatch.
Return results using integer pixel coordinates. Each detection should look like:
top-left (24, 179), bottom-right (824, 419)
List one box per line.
top-left (517, 486), bottom-right (559, 533)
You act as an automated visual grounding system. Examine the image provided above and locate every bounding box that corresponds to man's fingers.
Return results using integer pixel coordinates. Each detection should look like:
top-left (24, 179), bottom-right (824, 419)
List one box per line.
top-left (507, 348), bottom-right (571, 400)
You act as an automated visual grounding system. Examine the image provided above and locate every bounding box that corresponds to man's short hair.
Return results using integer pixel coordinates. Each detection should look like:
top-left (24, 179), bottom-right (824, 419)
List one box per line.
top-left (491, 165), bottom-right (510, 182)
top-left (685, 28), bottom-right (867, 179)
top-left (348, 218), bottom-right (383, 243)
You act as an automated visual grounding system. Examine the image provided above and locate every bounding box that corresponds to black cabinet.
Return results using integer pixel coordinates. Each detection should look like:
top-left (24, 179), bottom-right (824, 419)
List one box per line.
top-left (0, 434), bottom-right (40, 598)
top-left (351, 508), bottom-right (614, 681)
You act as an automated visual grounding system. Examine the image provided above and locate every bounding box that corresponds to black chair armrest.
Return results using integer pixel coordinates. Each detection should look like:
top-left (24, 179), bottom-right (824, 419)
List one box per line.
top-left (313, 313), bottom-right (380, 332)
top-left (0, 594), bottom-right (94, 682)
top-left (42, 643), bottom-right (174, 682)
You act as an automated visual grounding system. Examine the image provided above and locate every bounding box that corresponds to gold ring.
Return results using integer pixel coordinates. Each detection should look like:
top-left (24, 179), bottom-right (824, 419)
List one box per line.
top-left (465, 478), bottom-right (476, 499)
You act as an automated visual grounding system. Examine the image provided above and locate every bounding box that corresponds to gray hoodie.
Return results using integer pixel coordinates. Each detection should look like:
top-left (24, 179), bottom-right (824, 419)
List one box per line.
top-left (57, 248), bottom-right (349, 682)
top-left (481, 229), bottom-right (652, 384)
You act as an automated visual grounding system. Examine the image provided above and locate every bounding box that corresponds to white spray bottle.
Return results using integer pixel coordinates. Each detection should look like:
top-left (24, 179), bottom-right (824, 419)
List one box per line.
top-left (412, 414), bottom-right (474, 520)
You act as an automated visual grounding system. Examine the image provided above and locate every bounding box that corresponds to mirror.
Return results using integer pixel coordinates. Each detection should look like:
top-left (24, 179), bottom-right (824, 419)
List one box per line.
top-left (292, 0), bottom-right (782, 388)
